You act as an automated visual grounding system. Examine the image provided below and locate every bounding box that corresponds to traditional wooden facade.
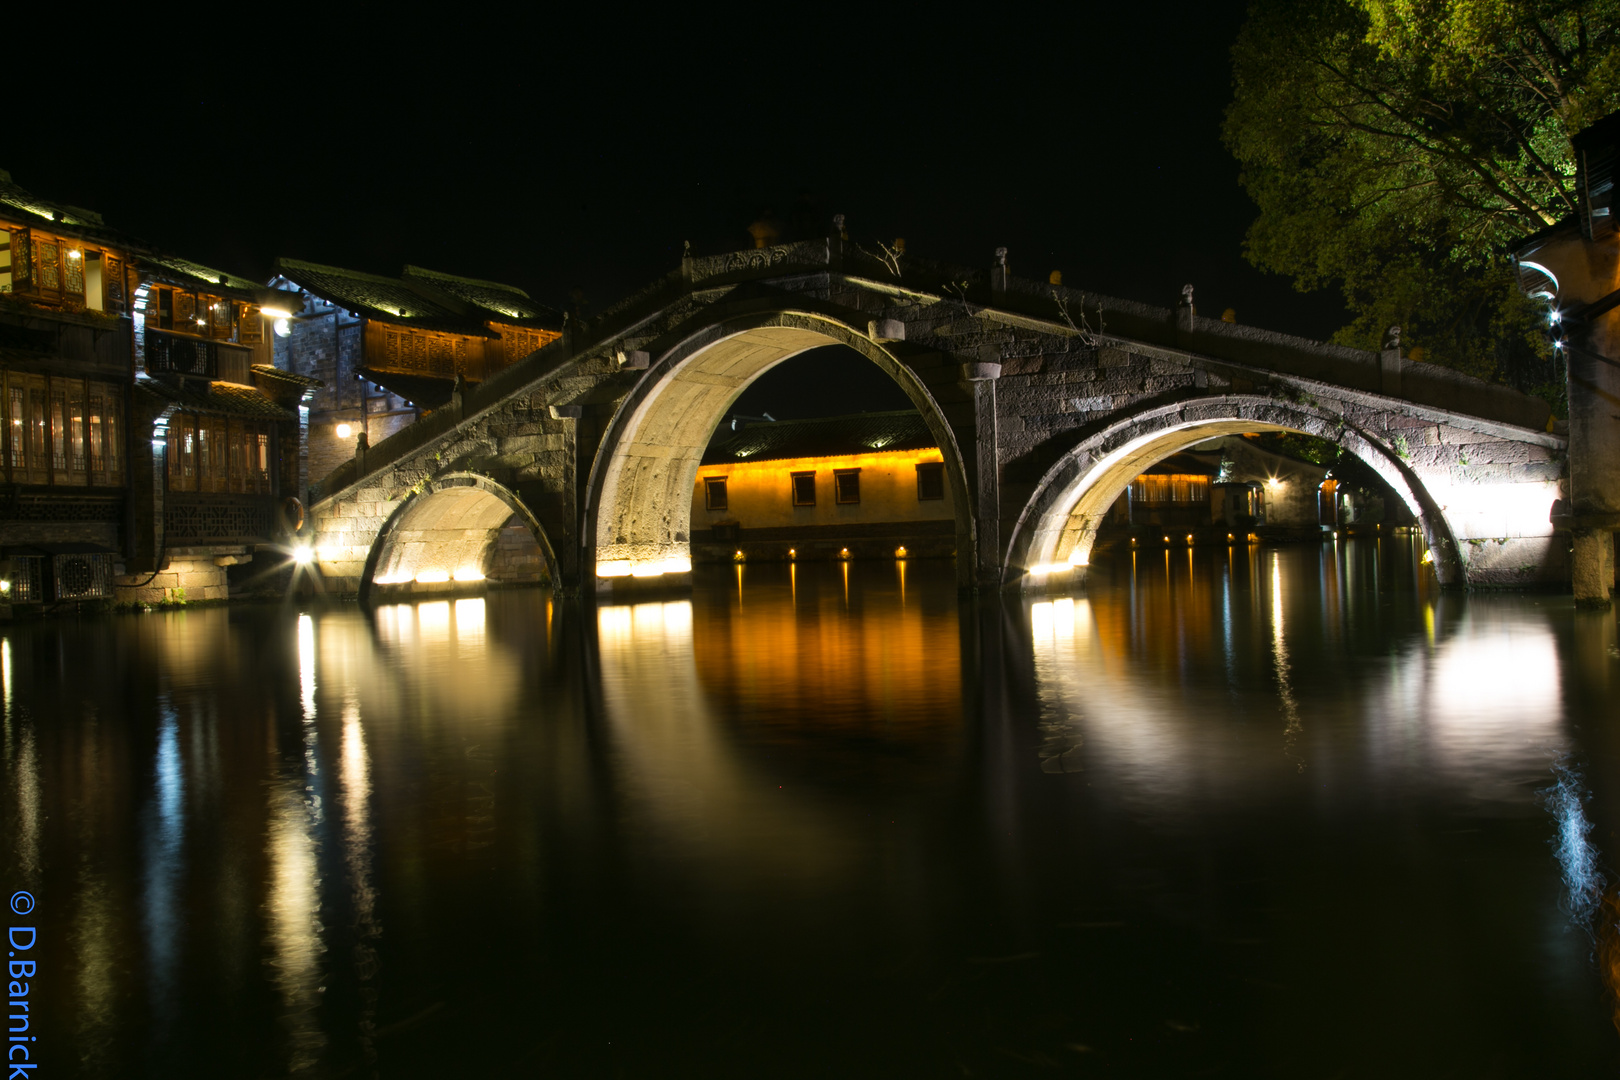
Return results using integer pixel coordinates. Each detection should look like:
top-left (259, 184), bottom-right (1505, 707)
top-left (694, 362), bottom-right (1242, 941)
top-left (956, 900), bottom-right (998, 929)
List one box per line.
top-left (690, 411), bottom-right (956, 563)
top-left (0, 168), bottom-right (315, 610)
top-left (269, 259), bottom-right (561, 491)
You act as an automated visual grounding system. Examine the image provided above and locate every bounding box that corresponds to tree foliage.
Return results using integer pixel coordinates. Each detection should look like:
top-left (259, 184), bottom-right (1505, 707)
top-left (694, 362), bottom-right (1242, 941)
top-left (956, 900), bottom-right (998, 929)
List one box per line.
top-left (1225, 0), bottom-right (1620, 402)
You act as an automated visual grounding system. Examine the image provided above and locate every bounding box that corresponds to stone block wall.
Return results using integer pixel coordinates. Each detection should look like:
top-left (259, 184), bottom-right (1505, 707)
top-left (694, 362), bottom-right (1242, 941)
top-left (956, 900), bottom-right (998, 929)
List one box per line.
top-left (488, 517), bottom-right (546, 583)
top-left (113, 551), bottom-right (231, 605)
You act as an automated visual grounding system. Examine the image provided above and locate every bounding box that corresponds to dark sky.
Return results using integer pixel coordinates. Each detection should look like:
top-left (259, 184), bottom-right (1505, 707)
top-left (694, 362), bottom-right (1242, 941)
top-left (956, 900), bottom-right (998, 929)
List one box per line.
top-left (11, 6), bottom-right (1345, 418)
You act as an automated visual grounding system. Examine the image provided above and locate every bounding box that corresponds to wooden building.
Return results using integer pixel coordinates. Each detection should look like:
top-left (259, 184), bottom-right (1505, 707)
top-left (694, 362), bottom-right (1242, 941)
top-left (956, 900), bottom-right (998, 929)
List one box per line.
top-left (0, 168), bottom-right (314, 611)
top-left (690, 411), bottom-right (955, 562)
top-left (268, 260), bottom-right (562, 490)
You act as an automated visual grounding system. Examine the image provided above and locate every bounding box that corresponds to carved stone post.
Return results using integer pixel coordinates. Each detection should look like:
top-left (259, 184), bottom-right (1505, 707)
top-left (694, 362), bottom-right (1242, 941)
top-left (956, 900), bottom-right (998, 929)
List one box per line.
top-left (962, 354), bottom-right (1002, 589)
top-left (1379, 326), bottom-right (1403, 397)
top-left (991, 247), bottom-right (1009, 301)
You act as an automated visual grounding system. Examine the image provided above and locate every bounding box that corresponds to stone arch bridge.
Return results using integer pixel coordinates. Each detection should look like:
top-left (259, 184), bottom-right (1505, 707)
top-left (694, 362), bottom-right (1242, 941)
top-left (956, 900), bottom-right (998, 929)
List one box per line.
top-left (303, 240), bottom-right (1564, 600)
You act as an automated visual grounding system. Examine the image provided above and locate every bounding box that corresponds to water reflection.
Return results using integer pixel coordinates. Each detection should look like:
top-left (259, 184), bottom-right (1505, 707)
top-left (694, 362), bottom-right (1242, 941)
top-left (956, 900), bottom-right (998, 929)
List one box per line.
top-left (270, 616), bottom-right (328, 1072)
top-left (341, 699), bottom-right (381, 1068)
top-left (141, 703), bottom-right (185, 1036)
top-left (4, 541), bottom-right (1617, 1076)
top-left (1271, 551), bottom-right (1304, 770)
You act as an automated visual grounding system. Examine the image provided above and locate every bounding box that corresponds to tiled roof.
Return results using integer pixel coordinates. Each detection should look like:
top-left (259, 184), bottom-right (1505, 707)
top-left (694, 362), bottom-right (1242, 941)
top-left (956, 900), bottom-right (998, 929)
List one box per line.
top-left (138, 376), bottom-right (298, 421)
top-left (275, 258), bottom-right (481, 333)
top-left (140, 254), bottom-right (264, 298)
top-left (401, 265), bottom-right (561, 327)
top-left (701, 410), bottom-right (937, 465)
top-left (355, 368), bottom-right (455, 409)
top-left (250, 364), bottom-right (322, 389)
top-left (275, 259), bottom-right (559, 334)
top-left (0, 168), bottom-right (134, 249)
top-left (1139, 452), bottom-right (1219, 476)
top-left (0, 170), bottom-right (277, 305)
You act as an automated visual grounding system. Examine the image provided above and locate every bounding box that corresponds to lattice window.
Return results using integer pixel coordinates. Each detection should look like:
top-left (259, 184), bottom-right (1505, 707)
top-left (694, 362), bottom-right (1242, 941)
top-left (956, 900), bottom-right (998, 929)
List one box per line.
top-left (64, 247), bottom-right (84, 296)
top-left (102, 254), bottom-right (125, 314)
top-left (88, 395), bottom-right (105, 474)
top-left (7, 387), bottom-right (22, 472)
top-left (10, 557), bottom-right (42, 604)
top-left (240, 305), bottom-right (262, 345)
top-left (28, 388), bottom-right (45, 482)
top-left (53, 553), bottom-right (112, 601)
top-left (67, 389), bottom-right (86, 474)
top-left (8, 229), bottom-right (29, 290)
top-left (103, 393), bottom-right (121, 483)
top-left (253, 432), bottom-right (269, 493)
top-left (169, 415), bottom-right (197, 491)
top-left (164, 497), bottom-right (274, 542)
top-left (36, 238), bottom-right (60, 292)
top-left (49, 389), bottom-right (66, 472)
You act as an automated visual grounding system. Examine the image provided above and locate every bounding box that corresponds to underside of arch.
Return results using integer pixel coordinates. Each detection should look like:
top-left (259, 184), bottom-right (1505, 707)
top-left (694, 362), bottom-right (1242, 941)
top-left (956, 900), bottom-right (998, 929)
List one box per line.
top-left (1006, 398), bottom-right (1461, 587)
top-left (587, 314), bottom-right (975, 586)
top-left (361, 475), bottom-right (558, 602)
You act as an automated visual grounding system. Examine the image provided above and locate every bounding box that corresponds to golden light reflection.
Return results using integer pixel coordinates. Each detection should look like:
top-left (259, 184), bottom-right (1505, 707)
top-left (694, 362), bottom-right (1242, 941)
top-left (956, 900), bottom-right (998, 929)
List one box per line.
top-left (298, 614), bottom-right (316, 721)
top-left (266, 768), bottom-right (327, 1072)
top-left (691, 566), bottom-right (961, 747)
top-left (71, 870), bottom-right (117, 1056)
top-left (1417, 607), bottom-right (1562, 787)
top-left (371, 601), bottom-right (523, 722)
top-left (597, 577), bottom-right (954, 899)
top-left (1272, 552), bottom-right (1304, 770)
top-left (455, 597), bottom-right (486, 655)
top-left (14, 705), bottom-right (39, 877)
top-left (143, 708), bottom-right (185, 1015)
top-left (341, 700), bottom-right (380, 1065)
top-left (417, 601), bottom-right (451, 643)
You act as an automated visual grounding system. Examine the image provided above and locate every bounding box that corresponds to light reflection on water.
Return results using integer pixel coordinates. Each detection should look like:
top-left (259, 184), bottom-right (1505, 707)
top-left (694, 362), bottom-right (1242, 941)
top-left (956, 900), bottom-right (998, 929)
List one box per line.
top-left (1, 542), bottom-right (1617, 1075)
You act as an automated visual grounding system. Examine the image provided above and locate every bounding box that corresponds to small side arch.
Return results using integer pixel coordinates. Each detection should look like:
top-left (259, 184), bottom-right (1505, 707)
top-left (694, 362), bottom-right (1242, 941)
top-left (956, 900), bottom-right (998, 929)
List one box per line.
top-left (358, 472), bottom-right (561, 604)
top-left (1003, 395), bottom-right (1464, 586)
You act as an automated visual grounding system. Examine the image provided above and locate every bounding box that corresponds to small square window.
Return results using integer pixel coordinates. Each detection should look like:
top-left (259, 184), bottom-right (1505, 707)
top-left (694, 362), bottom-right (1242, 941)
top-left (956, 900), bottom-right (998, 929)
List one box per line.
top-left (791, 471), bottom-right (816, 506)
top-left (704, 476), bottom-right (728, 511)
top-left (916, 461), bottom-right (945, 500)
top-left (834, 469), bottom-right (861, 505)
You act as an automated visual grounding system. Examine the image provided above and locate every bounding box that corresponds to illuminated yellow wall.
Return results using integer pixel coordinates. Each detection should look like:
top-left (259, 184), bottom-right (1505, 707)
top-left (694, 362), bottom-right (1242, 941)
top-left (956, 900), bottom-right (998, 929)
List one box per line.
top-left (693, 447), bottom-right (951, 529)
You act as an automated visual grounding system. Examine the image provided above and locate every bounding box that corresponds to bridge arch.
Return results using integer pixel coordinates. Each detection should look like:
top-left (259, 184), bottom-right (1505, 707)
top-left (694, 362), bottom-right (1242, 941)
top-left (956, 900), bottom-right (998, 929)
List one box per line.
top-left (584, 310), bottom-right (977, 588)
top-left (1004, 395), bottom-right (1464, 587)
top-left (357, 472), bottom-right (560, 604)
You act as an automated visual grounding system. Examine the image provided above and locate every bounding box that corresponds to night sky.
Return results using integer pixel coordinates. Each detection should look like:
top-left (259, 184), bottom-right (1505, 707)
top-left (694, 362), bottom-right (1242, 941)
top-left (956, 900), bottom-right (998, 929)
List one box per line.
top-left (12, 5), bottom-right (1346, 420)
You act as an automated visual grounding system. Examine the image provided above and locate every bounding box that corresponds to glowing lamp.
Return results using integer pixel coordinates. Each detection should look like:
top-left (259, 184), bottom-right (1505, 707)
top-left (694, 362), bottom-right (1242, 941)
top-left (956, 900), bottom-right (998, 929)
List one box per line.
top-left (895, 546), bottom-right (908, 559)
top-left (335, 423), bottom-right (352, 438)
top-left (0, 579), bottom-right (10, 594)
top-left (293, 546), bottom-right (314, 566)
top-left (67, 249), bottom-right (81, 260)
top-left (274, 318), bottom-right (291, 338)
top-left (414, 570), bottom-right (450, 583)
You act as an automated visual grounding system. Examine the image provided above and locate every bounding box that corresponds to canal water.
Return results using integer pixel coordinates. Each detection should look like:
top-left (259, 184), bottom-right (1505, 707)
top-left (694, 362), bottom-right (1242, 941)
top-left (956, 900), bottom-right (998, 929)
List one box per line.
top-left (4, 538), bottom-right (1619, 1077)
